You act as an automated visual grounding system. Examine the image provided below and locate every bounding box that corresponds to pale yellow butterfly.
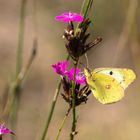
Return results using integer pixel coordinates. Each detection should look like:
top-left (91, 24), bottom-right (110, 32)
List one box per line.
top-left (84, 68), bottom-right (136, 104)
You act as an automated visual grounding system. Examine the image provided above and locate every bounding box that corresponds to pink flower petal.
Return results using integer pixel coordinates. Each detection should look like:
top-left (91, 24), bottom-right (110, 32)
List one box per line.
top-left (55, 12), bottom-right (84, 23)
top-left (0, 124), bottom-right (14, 135)
top-left (52, 60), bottom-right (69, 76)
top-left (67, 68), bottom-right (86, 84)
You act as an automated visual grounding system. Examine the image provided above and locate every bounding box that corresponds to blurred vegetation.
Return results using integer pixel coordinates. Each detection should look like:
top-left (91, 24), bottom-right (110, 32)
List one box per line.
top-left (0, 0), bottom-right (139, 140)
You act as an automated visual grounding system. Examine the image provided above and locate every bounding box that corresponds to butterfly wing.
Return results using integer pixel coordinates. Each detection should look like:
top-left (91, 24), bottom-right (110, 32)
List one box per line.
top-left (84, 68), bottom-right (136, 104)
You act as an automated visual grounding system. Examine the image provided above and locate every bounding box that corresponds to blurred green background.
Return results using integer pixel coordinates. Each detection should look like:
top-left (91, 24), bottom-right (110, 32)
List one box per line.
top-left (0, 0), bottom-right (140, 140)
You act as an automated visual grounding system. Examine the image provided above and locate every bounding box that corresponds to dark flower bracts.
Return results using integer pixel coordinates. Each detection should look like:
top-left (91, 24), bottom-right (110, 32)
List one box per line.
top-left (62, 77), bottom-right (91, 106)
top-left (55, 12), bottom-right (102, 61)
top-left (52, 61), bottom-right (91, 106)
top-left (64, 19), bottom-right (102, 61)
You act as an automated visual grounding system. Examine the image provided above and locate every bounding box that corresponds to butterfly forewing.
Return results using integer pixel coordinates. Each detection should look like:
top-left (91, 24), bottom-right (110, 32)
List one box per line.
top-left (92, 68), bottom-right (136, 89)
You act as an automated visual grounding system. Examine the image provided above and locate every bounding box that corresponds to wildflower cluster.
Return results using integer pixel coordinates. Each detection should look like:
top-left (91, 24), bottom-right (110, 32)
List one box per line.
top-left (52, 12), bottom-right (102, 107)
top-left (52, 60), bottom-right (91, 106)
top-left (52, 60), bottom-right (86, 84)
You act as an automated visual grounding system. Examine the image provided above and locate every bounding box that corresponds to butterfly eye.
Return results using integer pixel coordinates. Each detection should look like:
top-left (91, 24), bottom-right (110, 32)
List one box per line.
top-left (109, 71), bottom-right (113, 75)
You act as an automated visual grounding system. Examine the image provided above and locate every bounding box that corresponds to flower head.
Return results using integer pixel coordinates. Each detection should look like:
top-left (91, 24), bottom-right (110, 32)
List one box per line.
top-left (52, 60), bottom-right (69, 76)
top-left (0, 124), bottom-right (14, 135)
top-left (52, 61), bottom-right (86, 84)
top-left (55, 12), bottom-right (84, 23)
top-left (52, 61), bottom-right (91, 106)
top-left (63, 18), bottom-right (102, 61)
top-left (67, 68), bottom-right (86, 84)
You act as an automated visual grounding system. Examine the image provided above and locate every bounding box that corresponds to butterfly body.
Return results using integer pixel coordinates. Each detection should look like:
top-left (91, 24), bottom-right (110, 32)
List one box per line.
top-left (84, 68), bottom-right (136, 104)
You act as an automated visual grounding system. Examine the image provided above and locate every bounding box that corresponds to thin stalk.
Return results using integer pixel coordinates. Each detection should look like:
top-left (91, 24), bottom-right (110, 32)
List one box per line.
top-left (9, 88), bottom-right (20, 132)
top-left (16, 0), bottom-right (27, 76)
top-left (17, 40), bottom-right (37, 85)
top-left (0, 135), bottom-right (2, 140)
top-left (6, 0), bottom-right (27, 133)
top-left (2, 40), bottom-right (37, 121)
top-left (40, 55), bottom-right (70, 140)
top-left (80, 0), bottom-right (93, 18)
top-left (3, 0), bottom-right (38, 124)
top-left (2, 83), bottom-right (17, 121)
top-left (41, 80), bottom-right (62, 140)
top-left (10, 42), bottom-right (37, 139)
top-left (70, 60), bottom-right (78, 140)
top-left (55, 107), bottom-right (71, 140)
top-left (80, 0), bottom-right (86, 14)
top-left (76, 0), bottom-right (93, 32)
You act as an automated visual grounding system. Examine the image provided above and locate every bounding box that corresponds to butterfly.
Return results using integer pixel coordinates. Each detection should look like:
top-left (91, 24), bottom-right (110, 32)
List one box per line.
top-left (84, 68), bottom-right (136, 104)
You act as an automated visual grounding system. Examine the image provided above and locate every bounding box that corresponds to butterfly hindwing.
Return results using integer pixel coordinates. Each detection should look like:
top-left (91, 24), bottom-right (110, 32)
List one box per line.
top-left (93, 73), bottom-right (125, 104)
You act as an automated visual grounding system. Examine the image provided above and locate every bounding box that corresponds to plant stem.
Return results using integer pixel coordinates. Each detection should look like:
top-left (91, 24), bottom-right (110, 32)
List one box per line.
top-left (70, 60), bottom-right (78, 140)
top-left (55, 107), bottom-right (71, 140)
top-left (76, 0), bottom-right (93, 32)
top-left (41, 80), bottom-right (62, 140)
top-left (11, 39), bottom-right (37, 120)
top-left (2, 0), bottom-right (38, 123)
top-left (16, 0), bottom-right (27, 76)
top-left (10, 0), bottom-right (27, 130)
top-left (9, 87), bottom-right (20, 132)
top-left (40, 55), bottom-right (70, 140)
top-left (2, 40), bottom-right (37, 121)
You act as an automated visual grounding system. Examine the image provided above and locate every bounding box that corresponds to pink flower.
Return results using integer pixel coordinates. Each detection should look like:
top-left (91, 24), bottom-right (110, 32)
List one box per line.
top-left (52, 60), bottom-right (86, 84)
top-left (52, 61), bottom-right (69, 76)
top-left (55, 12), bottom-right (84, 23)
top-left (67, 68), bottom-right (86, 84)
top-left (0, 124), bottom-right (14, 135)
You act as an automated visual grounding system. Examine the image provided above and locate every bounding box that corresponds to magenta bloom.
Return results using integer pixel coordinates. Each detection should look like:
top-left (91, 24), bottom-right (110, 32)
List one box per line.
top-left (55, 12), bottom-right (84, 23)
top-left (52, 61), bottom-right (69, 76)
top-left (67, 68), bottom-right (86, 84)
top-left (0, 124), bottom-right (14, 135)
top-left (52, 60), bottom-right (86, 84)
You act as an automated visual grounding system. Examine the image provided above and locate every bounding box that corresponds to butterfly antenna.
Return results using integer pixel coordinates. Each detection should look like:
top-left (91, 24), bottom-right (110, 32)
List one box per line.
top-left (84, 53), bottom-right (89, 68)
top-left (79, 62), bottom-right (86, 68)
top-left (79, 55), bottom-right (89, 70)
top-left (79, 62), bottom-right (91, 73)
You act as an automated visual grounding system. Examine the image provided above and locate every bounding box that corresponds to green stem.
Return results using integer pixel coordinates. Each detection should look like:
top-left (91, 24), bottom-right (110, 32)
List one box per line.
top-left (3, 40), bottom-right (37, 121)
top-left (55, 107), bottom-right (71, 140)
top-left (9, 41), bottom-right (36, 126)
top-left (9, 88), bottom-right (20, 131)
top-left (7, 1), bottom-right (27, 134)
top-left (41, 80), bottom-right (62, 140)
top-left (40, 55), bottom-right (70, 140)
top-left (76, 0), bottom-right (93, 33)
top-left (70, 60), bottom-right (78, 140)
top-left (80, 0), bottom-right (93, 18)
top-left (16, 0), bottom-right (27, 76)
top-left (0, 135), bottom-right (2, 140)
